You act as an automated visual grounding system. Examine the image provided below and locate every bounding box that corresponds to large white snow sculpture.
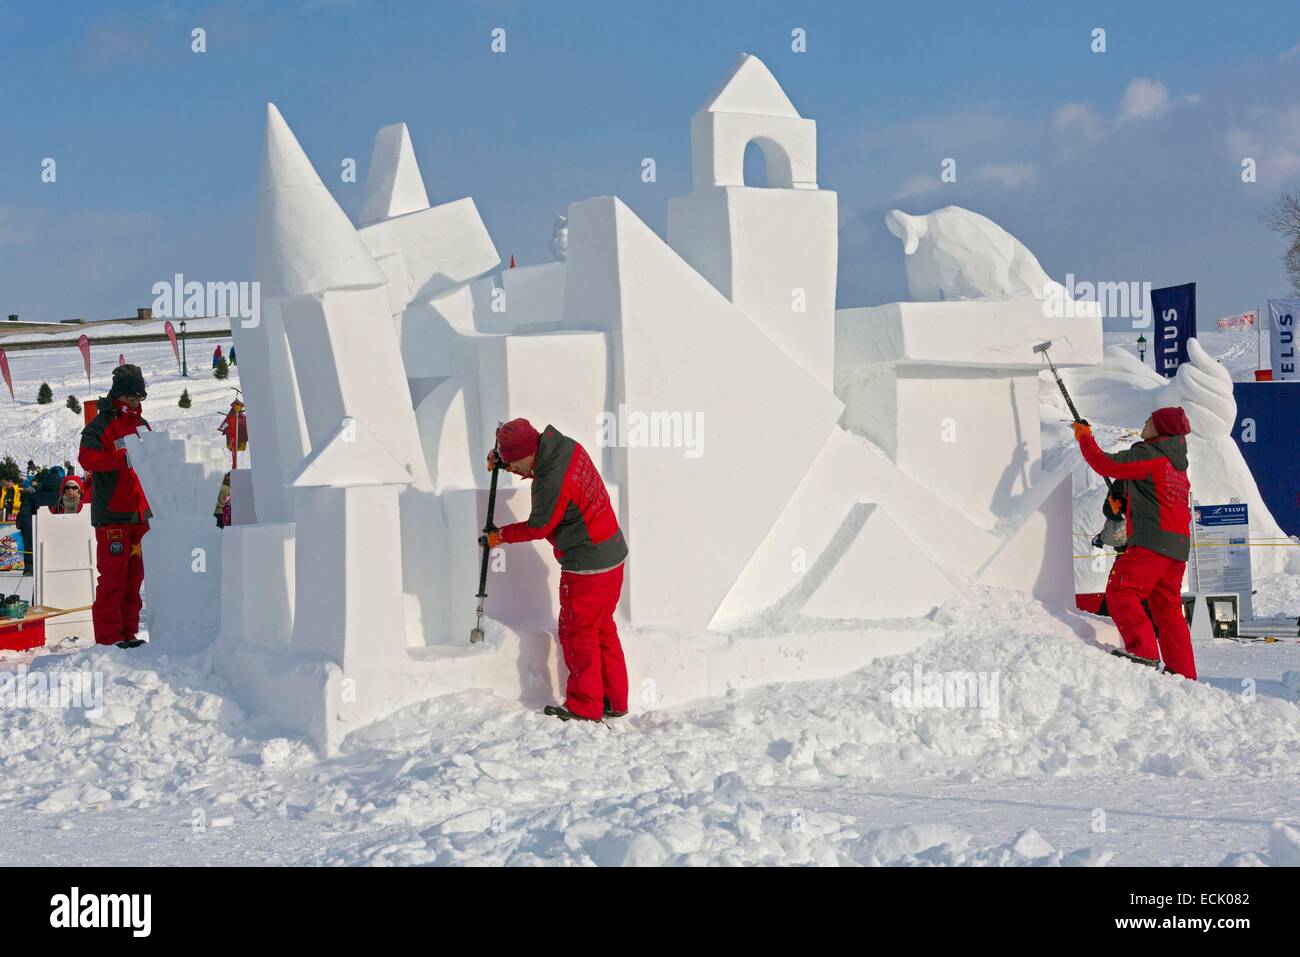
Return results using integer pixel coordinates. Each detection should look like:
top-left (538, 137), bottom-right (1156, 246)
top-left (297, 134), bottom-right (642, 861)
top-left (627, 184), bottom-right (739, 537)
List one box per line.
top-left (885, 206), bottom-right (1067, 302)
top-left (211, 57), bottom-right (1122, 752)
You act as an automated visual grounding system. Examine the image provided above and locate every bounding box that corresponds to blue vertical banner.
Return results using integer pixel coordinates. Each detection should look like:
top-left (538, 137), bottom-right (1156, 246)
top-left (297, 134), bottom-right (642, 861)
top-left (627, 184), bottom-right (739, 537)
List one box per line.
top-left (1150, 282), bottom-right (1196, 378)
top-left (1266, 298), bottom-right (1299, 381)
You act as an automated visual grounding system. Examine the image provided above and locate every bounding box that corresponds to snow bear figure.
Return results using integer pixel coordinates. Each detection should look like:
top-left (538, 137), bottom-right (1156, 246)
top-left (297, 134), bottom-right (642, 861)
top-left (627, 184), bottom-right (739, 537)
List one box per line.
top-left (885, 206), bottom-right (1067, 302)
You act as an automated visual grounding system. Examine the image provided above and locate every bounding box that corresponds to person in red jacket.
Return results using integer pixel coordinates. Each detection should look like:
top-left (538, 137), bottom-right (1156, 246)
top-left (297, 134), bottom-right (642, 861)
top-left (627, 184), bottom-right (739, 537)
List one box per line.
top-left (1074, 406), bottom-right (1196, 679)
top-left (51, 474), bottom-right (87, 514)
top-left (482, 418), bottom-right (629, 721)
top-left (79, 365), bottom-right (152, 649)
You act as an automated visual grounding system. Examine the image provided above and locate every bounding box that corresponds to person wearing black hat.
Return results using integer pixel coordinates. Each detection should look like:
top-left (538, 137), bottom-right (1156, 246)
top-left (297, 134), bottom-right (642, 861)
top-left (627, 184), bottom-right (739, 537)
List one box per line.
top-left (78, 364), bottom-right (153, 649)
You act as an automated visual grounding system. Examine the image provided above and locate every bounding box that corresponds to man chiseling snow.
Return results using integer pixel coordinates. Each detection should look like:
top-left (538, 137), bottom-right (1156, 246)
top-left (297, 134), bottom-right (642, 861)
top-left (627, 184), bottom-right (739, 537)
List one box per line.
top-left (1074, 406), bottom-right (1196, 679)
top-left (481, 418), bottom-right (629, 721)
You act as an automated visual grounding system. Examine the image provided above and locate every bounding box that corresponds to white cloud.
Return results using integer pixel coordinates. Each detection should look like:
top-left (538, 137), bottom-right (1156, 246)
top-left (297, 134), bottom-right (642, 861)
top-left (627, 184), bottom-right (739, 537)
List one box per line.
top-left (1118, 77), bottom-right (1171, 122)
top-left (975, 162), bottom-right (1038, 188)
top-left (895, 174), bottom-right (942, 199)
top-left (1052, 102), bottom-right (1104, 139)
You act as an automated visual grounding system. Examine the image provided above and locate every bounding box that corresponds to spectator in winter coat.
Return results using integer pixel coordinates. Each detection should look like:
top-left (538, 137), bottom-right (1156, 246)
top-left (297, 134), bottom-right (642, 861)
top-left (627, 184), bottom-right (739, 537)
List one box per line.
top-left (214, 472), bottom-right (232, 528)
top-left (1074, 406), bottom-right (1196, 679)
top-left (212, 344), bottom-right (223, 369)
top-left (0, 480), bottom-right (18, 522)
top-left (51, 475), bottom-right (87, 514)
top-left (79, 365), bottom-right (152, 649)
top-left (15, 469), bottom-right (60, 575)
top-left (482, 418), bottom-right (629, 721)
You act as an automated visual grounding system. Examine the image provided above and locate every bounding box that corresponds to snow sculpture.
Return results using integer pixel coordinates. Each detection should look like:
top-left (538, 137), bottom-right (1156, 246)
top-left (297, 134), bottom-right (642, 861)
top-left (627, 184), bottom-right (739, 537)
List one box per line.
top-left (210, 57), bottom-right (1127, 752)
top-left (123, 431), bottom-right (228, 652)
top-left (885, 207), bottom-right (1067, 302)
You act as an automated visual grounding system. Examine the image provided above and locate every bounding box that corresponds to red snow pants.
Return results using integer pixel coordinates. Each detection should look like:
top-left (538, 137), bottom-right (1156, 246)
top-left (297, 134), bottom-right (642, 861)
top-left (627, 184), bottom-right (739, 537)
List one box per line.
top-left (557, 563), bottom-right (627, 720)
top-left (93, 523), bottom-right (148, 646)
top-left (1105, 545), bottom-right (1197, 679)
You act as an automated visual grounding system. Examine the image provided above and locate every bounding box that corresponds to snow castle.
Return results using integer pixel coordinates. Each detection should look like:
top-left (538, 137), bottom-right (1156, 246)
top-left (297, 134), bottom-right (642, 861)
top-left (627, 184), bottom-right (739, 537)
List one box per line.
top-left (201, 54), bottom-right (1114, 751)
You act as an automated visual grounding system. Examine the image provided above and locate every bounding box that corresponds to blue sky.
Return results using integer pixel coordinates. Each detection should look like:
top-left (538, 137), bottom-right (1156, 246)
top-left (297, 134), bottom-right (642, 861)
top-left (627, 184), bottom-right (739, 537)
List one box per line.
top-left (2, 0), bottom-right (1299, 329)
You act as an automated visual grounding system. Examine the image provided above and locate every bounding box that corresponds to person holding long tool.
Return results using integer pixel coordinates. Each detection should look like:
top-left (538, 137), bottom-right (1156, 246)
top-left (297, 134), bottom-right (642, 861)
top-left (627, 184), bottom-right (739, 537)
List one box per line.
top-left (480, 418), bottom-right (630, 722)
top-left (1037, 340), bottom-right (1197, 678)
top-left (1074, 409), bottom-right (1197, 678)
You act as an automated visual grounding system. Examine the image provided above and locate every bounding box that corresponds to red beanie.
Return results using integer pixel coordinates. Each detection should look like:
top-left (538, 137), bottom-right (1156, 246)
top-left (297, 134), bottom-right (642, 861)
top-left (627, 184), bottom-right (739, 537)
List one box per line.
top-left (1150, 406), bottom-right (1191, 436)
top-left (497, 418), bottom-right (540, 463)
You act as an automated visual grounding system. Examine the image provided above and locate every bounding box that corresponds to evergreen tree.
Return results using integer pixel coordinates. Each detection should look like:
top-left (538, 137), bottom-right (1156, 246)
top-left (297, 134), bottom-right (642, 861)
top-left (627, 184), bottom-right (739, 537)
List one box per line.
top-left (36, 382), bottom-right (53, 404)
top-left (66, 394), bottom-right (81, 414)
top-left (213, 357), bottom-right (229, 380)
top-left (178, 388), bottom-right (192, 409)
top-left (0, 454), bottom-right (20, 484)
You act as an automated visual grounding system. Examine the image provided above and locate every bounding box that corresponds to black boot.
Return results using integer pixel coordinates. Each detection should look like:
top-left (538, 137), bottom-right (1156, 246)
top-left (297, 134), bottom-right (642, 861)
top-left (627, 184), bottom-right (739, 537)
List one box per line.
top-left (543, 704), bottom-right (599, 722)
top-left (603, 697), bottom-right (627, 719)
top-left (1110, 648), bottom-right (1159, 668)
top-left (115, 638), bottom-right (146, 649)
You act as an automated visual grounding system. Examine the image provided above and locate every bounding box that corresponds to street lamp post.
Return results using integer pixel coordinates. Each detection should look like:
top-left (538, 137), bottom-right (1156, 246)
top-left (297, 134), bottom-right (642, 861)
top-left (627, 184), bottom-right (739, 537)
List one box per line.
top-left (1137, 334), bottom-right (1147, 365)
top-left (179, 318), bottom-right (188, 377)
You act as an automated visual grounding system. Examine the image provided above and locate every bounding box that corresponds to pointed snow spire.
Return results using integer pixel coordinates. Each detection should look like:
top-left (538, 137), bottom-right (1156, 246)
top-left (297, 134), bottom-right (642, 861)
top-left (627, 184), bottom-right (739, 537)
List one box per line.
top-left (359, 123), bottom-right (431, 227)
top-left (698, 53), bottom-right (800, 117)
top-left (256, 103), bottom-right (388, 299)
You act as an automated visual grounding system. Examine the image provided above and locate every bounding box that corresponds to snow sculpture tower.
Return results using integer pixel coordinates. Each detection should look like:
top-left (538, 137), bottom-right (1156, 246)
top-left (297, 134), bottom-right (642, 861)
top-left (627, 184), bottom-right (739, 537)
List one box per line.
top-left (667, 53), bottom-right (838, 387)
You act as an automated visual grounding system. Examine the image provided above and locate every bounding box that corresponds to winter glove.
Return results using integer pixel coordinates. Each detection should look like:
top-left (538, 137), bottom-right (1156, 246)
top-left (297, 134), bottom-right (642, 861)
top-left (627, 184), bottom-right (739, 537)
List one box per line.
top-left (478, 529), bottom-right (503, 549)
top-left (1072, 420), bottom-right (1092, 441)
top-left (485, 450), bottom-right (501, 473)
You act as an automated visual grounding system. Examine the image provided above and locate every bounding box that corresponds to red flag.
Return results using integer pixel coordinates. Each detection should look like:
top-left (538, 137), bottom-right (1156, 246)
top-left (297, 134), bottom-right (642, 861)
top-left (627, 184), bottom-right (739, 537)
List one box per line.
top-left (0, 348), bottom-right (12, 401)
top-left (78, 334), bottom-right (91, 388)
top-left (118, 353), bottom-right (125, 368)
top-left (509, 254), bottom-right (515, 268)
top-left (164, 320), bottom-right (180, 368)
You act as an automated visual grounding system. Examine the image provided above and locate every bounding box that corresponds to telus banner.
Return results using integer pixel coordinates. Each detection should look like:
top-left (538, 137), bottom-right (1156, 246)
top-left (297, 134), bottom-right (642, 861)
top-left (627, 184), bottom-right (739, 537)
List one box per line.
top-left (1150, 283), bottom-right (1196, 378)
top-left (1267, 298), bottom-right (1299, 381)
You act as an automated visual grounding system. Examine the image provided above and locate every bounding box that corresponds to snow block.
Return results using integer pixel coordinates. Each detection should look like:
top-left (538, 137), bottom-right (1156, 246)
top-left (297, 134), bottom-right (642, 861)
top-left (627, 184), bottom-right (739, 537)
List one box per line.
top-left (214, 523), bottom-right (296, 653)
top-left (359, 123), bottom-right (430, 227)
top-left (32, 510), bottom-right (96, 645)
top-left (498, 262), bottom-right (567, 331)
top-left (358, 198), bottom-right (499, 305)
top-left (563, 195), bottom-right (843, 628)
top-left (668, 186), bottom-right (837, 387)
top-left (415, 375), bottom-right (482, 493)
top-left (475, 330), bottom-right (610, 469)
top-left (713, 427), bottom-right (991, 625)
top-left (836, 300), bottom-right (1102, 372)
top-left (293, 416), bottom-right (414, 489)
top-left (801, 504), bottom-right (956, 620)
top-left (280, 286), bottom-right (431, 490)
top-left (976, 471), bottom-right (1077, 605)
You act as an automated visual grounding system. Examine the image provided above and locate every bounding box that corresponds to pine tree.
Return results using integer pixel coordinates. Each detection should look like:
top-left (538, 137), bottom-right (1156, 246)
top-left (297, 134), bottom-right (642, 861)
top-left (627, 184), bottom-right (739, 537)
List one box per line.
top-left (66, 394), bottom-right (81, 414)
top-left (0, 454), bottom-right (20, 484)
top-left (36, 382), bottom-right (53, 404)
top-left (213, 357), bottom-right (229, 380)
top-left (178, 388), bottom-right (192, 409)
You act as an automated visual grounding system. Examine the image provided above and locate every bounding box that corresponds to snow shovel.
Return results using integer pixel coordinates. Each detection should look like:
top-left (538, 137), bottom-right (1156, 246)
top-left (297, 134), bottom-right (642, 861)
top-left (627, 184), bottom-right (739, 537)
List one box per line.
top-left (470, 425), bottom-right (505, 644)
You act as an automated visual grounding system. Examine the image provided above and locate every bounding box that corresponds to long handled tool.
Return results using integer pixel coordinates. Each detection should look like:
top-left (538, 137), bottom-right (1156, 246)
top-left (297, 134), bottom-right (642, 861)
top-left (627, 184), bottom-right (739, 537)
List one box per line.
top-left (1037, 339), bottom-right (1126, 523)
top-left (470, 425), bottom-right (504, 644)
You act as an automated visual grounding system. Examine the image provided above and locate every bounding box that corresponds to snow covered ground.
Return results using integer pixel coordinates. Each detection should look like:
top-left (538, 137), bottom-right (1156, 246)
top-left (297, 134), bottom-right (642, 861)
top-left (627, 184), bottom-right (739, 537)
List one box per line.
top-left (1, 334), bottom-right (1297, 867)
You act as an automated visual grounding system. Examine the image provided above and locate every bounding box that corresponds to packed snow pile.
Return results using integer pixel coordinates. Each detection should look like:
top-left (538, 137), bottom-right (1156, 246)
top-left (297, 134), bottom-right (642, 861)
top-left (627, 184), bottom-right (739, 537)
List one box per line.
top-left (3, 584), bottom-right (1297, 865)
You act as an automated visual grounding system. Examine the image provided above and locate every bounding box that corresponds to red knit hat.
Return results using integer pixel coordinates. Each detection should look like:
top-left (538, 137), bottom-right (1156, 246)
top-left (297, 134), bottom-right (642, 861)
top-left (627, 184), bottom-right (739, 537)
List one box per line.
top-left (497, 418), bottom-right (540, 463)
top-left (1150, 406), bottom-right (1191, 436)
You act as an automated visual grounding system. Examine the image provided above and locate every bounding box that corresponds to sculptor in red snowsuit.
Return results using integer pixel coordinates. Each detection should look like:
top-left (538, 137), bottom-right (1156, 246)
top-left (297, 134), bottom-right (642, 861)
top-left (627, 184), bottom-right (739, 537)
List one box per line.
top-left (1075, 406), bottom-right (1197, 679)
top-left (79, 365), bottom-right (153, 647)
top-left (484, 419), bottom-right (629, 720)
